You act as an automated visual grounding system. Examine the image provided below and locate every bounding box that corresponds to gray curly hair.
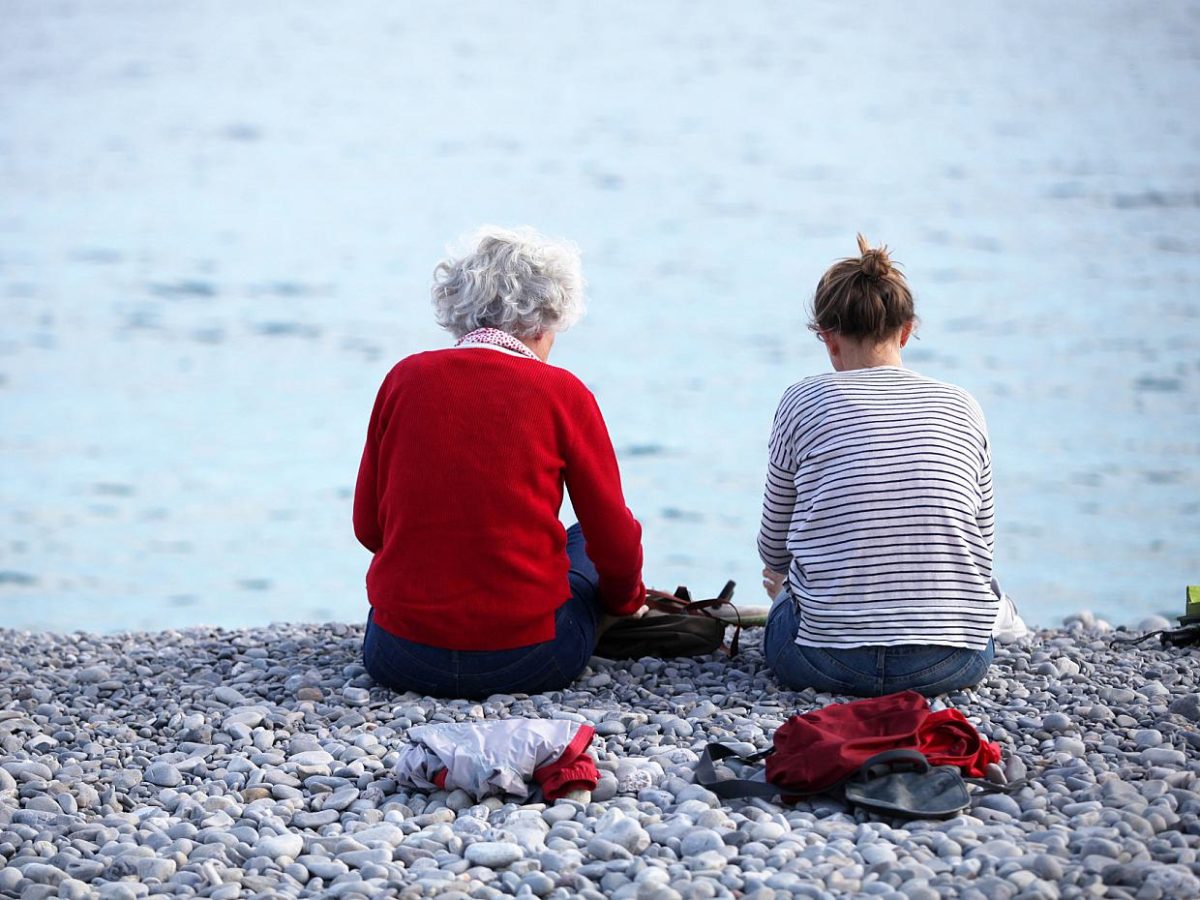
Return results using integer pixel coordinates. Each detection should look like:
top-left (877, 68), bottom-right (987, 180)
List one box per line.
top-left (431, 226), bottom-right (586, 339)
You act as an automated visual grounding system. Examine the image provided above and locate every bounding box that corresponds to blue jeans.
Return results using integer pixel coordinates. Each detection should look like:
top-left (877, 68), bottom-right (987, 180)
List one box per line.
top-left (763, 593), bottom-right (995, 697)
top-left (362, 523), bottom-right (602, 698)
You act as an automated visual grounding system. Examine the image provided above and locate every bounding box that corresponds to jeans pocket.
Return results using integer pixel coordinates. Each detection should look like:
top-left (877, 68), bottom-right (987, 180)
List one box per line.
top-left (904, 647), bottom-right (968, 681)
top-left (800, 645), bottom-right (875, 694)
top-left (898, 648), bottom-right (989, 696)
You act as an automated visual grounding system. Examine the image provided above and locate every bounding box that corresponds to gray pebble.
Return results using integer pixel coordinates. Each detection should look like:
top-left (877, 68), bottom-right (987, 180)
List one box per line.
top-left (598, 816), bottom-right (651, 854)
top-left (342, 687), bottom-right (371, 706)
top-left (1168, 693), bottom-right (1200, 721)
top-left (465, 841), bottom-right (523, 868)
top-left (254, 832), bottom-right (304, 860)
top-left (144, 762), bottom-right (182, 787)
top-left (1140, 747), bottom-right (1186, 767)
top-left (1041, 712), bottom-right (1073, 733)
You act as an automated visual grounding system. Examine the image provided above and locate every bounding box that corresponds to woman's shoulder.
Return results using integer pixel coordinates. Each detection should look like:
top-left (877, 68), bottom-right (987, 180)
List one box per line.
top-left (904, 370), bottom-right (989, 424)
top-left (778, 371), bottom-right (842, 403)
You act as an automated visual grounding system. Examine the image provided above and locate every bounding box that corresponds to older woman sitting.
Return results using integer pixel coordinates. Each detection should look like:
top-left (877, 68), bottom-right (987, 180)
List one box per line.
top-left (354, 227), bottom-right (645, 698)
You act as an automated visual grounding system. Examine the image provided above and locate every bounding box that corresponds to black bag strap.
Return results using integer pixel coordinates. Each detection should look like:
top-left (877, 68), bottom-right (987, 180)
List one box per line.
top-left (963, 776), bottom-right (1028, 794)
top-left (695, 743), bottom-right (782, 799)
top-left (1110, 623), bottom-right (1200, 648)
top-left (645, 581), bottom-right (743, 657)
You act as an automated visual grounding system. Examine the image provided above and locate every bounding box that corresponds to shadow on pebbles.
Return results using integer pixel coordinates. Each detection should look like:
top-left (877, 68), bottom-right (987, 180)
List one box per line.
top-left (0, 619), bottom-right (1198, 899)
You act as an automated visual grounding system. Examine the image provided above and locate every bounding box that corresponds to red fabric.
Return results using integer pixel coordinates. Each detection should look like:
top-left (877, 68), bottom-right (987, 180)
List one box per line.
top-left (765, 691), bottom-right (1001, 794)
top-left (532, 724), bottom-right (599, 801)
top-left (354, 349), bottom-right (645, 651)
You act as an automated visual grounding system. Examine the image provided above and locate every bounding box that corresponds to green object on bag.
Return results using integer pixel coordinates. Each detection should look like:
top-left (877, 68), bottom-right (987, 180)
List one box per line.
top-left (1181, 586), bottom-right (1200, 626)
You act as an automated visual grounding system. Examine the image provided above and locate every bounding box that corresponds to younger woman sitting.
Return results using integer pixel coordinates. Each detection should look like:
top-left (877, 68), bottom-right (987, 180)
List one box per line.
top-left (759, 235), bottom-right (1000, 696)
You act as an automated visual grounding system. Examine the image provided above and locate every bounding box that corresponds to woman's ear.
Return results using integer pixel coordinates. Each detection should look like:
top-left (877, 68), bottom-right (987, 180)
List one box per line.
top-left (898, 321), bottom-right (914, 348)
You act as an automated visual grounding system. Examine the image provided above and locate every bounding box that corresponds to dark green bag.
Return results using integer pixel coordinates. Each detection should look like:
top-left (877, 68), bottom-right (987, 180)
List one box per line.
top-left (595, 582), bottom-right (739, 659)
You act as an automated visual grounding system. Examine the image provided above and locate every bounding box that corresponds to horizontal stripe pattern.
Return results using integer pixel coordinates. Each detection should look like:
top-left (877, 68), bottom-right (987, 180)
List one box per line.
top-left (758, 367), bottom-right (998, 650)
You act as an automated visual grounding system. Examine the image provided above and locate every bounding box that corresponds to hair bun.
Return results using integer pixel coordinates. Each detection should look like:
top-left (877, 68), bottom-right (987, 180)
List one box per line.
top-left (856, 232), bottom-right (892, 280)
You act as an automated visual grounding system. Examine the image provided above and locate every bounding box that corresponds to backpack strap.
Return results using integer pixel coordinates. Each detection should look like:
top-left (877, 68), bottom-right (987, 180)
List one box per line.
top-left (962, 776), bottom-right (1028, 794)
top-left (645, 582), bottom-right (743, 657)
top-left (694, 743), bottom-right (782, 800)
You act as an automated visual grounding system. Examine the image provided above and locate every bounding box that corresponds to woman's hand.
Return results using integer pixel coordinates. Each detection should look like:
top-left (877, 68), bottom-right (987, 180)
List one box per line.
top-left (762, 567), bottom-right (787, 600)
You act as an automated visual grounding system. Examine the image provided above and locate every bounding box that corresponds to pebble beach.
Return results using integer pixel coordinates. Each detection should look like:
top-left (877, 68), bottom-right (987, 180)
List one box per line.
top-left (2, 620), bottom-right (1198, 899)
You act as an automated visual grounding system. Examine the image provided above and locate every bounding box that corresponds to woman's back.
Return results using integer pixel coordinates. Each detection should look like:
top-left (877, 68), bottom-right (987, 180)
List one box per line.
top-left (356, 345), bottom-right (642, 651)
top-left (760, 366), bottom-right (997, 651)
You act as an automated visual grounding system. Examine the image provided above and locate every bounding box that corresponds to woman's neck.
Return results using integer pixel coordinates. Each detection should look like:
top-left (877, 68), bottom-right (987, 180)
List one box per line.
top-left (832, 343), bottom-right (902, 372)
top-left (823, 324), bottom-right (912, 372)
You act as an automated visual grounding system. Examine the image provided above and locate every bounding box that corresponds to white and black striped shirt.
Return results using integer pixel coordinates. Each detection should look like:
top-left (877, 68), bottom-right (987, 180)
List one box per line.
top-left (758, 366), bottom-right (998, 650)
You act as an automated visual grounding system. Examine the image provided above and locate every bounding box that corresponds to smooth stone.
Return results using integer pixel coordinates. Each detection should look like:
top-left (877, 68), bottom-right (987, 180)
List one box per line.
top-left (861, 844), bottom-right (897, 866)
top-left (135, 858), bottom-right (177, 880)
top-left (352, 823), bottom-right (405, 845)
top-left (1140, 748), bottom-right (1187, 767)
top-left (586, 837), bottom-right (632, 861)
top-left (293, 809), bottom-right (340, 828)
top-left (254, 832), bottom-right (304, 860)
top-left (305, 858), bottom-right (350, 879)
top-left (1054, 737), bottom-right (1087, 757)
top-left (214, 686), bottom-right (249, 705)
top-left (145, 763), bottom-right (182, 788)
top-left (289, 750), bottom-right (335, 767)
top-left (977, 794), bottom-right (1023, 818)
top-left (343, 687), bottom-right (371, 706)
top-left (680, 830), bottom-right (725, 856)
top-left (1041, 713), bottom-right (1073, 733)
top-left (20, 863), bottom-right (65, 885)
top-left (1168, 694), bottom-right (1200, 722)
top-left (520, 871), bottom-right (556, 896)
top-left (1134, 730), bottom-right (1164, 749)
top-left (340, 848), bottom-right (391, 868)
top-left (465, 841), bottom-right (524, 868)
top-left (113, 769), bottom-right (143, 791)
top-left (598, 817), bottom-right (651, 854)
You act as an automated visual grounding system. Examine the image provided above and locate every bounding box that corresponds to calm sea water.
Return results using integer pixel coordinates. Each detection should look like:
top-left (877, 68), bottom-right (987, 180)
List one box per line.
top-left (2, 2), bottom-right (1198, 632)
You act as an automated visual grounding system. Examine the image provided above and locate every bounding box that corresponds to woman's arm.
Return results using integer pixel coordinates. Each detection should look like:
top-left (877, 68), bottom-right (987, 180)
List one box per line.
top-left (757, 401), bottom-right (798, 574)
top-left (563, 388), bottom-right (645, 617)
top-left (977, 438), bottom-right (995, 557)
top-left (352, 382), bottom-right (387, 554)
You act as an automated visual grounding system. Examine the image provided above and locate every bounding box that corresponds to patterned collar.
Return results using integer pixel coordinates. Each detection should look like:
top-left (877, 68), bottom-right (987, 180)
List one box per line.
top-left (455, 327), bottom-right (541, 361)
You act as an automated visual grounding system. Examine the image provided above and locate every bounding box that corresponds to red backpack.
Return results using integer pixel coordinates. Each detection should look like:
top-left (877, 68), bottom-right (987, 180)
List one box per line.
top-left (698, 691), bottom-right (1002, 801)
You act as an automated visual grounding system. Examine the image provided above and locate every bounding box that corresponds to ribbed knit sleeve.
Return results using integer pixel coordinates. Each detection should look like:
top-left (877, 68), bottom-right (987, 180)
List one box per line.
top-left (352, 380), bottom-right (387, 554)
top-left (563, 386), bottom-right (645, 616)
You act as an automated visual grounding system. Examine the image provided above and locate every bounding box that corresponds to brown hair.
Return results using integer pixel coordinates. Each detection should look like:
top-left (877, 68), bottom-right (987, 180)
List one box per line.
top-left (808, 234), bottom-right (916, 341)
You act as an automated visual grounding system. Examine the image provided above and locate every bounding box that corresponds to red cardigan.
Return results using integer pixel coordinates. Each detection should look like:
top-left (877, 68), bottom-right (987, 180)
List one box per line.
top-left (354, 348), bottom-right (645, 650)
